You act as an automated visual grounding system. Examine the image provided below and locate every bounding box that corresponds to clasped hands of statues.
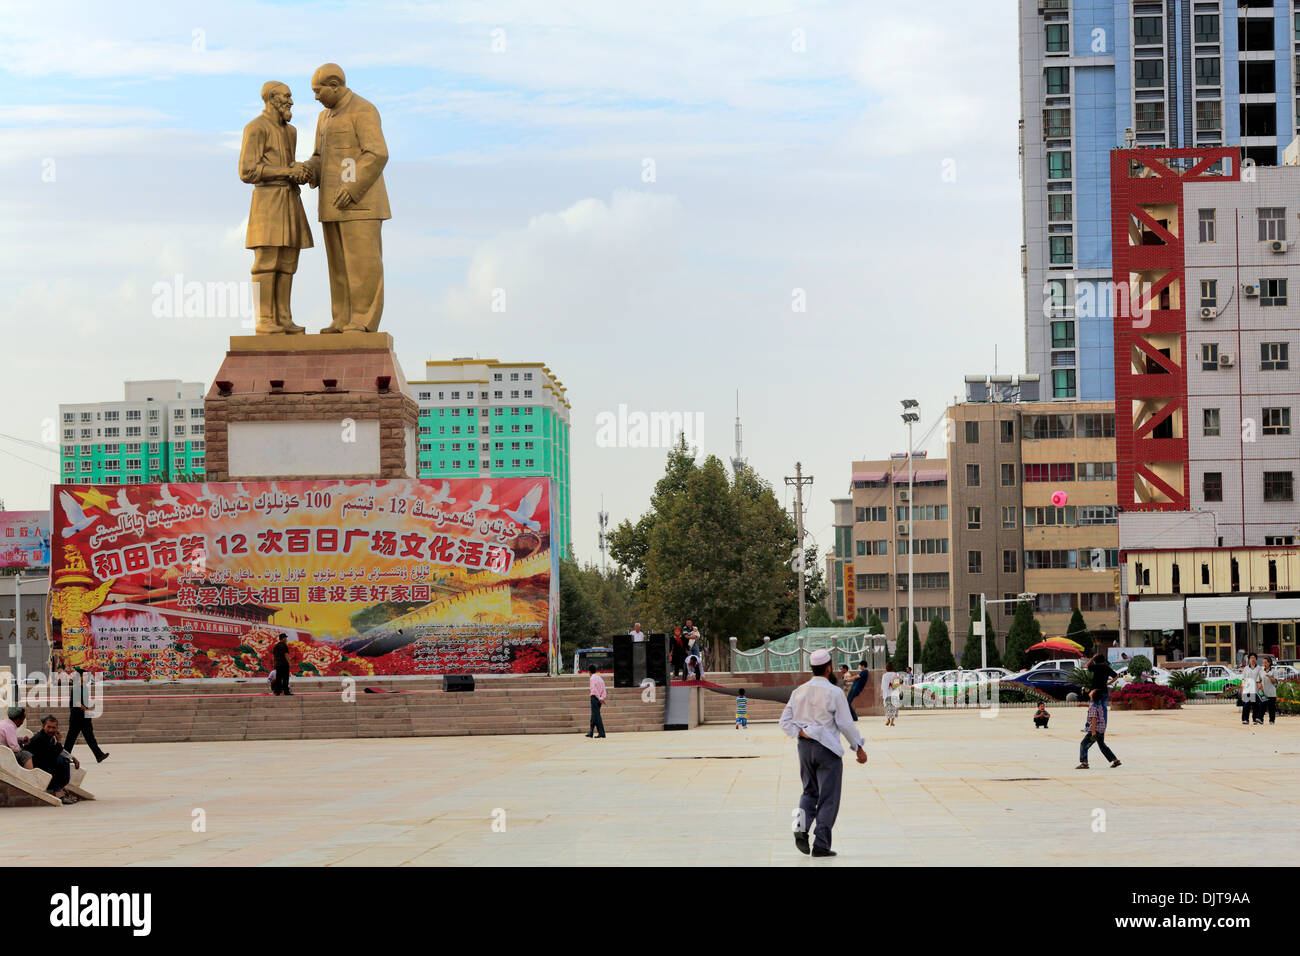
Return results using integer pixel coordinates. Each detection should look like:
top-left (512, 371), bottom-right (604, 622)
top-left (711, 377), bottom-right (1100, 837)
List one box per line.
top-left (277, 162), bottom-right (358, 210)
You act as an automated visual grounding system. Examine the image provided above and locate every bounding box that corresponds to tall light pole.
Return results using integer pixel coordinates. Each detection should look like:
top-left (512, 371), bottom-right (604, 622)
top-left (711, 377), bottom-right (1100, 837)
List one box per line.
top-left (901, 401), bottom-right (919, 675)
top-left (978, 592), bottom-right (1037, 670)
top-left (785, 462), bottom-right (814, 633)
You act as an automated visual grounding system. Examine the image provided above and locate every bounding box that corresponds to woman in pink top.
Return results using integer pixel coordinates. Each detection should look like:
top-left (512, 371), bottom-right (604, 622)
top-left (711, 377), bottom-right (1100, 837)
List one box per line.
top-left (586, 665), bottom-right (607, 738)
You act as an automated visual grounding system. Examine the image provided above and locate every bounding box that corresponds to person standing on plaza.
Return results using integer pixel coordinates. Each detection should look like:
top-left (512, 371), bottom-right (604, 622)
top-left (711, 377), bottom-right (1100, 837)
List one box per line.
top-left (1076, 689), bottom-right (1121, 769)
top-left (272, 634), bottom-right (293, 696)
top-left (735, 689), bottom-right (748, 730)
top-left (669, 625), bottom-right (688, 680)
top-left (780, 649), bottom-right (867, 857)
top-left (846, 660), bottom-right (871, 723)
top-left (1239, 653), bottom-right (1264, 726)
top-left (1260, 657), bottom-right (1279, 725)
top-left (883, 677), bottom-right (901, 726)
top-left (629, 622), bottom-right (646, 643)
top-left (64, 667), bottom-right (108, 763)
top-left (586, 664), bottom-right (607, 738)
top-left (1086, 653), bottom-right (1119, 719)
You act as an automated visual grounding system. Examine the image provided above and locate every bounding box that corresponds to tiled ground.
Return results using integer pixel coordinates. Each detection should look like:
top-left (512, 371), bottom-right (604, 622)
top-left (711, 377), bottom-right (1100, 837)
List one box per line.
top-left (5, 706), bottom-right (1296, 866)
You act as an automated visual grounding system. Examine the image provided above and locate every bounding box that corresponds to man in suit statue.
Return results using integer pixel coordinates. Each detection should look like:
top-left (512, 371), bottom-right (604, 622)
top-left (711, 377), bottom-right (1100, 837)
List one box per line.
top-left (238, 81), bottom-right (313, 334)
top-left (303, 63), bottom-right (391, 333)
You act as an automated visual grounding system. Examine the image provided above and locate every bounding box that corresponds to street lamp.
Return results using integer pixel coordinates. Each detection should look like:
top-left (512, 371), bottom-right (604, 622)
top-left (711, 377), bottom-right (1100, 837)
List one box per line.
top-left (977, 591), bottom-right (1037, 669)
top-left (901, 400), bottom-right (920, 675)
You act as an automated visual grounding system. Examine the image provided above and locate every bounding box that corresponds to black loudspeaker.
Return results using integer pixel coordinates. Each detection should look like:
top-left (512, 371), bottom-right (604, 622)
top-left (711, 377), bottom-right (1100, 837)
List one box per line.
top-left (612, 635), bottom-right (635, 688)
top-left (644, 633), bottom-right (668, 686)
top-left (443, 674), bottom-right (475, 692)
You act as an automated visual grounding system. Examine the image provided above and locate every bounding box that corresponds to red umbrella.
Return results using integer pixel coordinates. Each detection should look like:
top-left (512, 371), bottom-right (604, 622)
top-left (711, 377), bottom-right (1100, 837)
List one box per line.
top-left (1027, 637), bottom-right (1085, 656)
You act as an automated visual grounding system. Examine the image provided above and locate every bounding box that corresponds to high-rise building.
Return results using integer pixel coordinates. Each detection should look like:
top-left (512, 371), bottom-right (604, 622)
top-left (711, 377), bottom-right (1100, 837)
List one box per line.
top-left (826, 497), bottom-right (854, 621)
top-left (59, 380), bottom-right (207, 485)
top-left (1019, 0), bottom-right (1300, 401)
top-left (947, 382), bottom-right (1120, 650)
top-left (408, 358), bottom-right (572, 558)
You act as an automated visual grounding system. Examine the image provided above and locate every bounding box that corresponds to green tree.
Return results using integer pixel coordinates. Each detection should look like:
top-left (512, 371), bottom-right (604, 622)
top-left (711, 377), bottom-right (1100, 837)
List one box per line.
top-left (865, 611), bottom-right (882, 633)
top-left (960, 609), bottom-right (998, 668)
top-left (557, 558), bottom-right (602, 668)
top-left (1065, 608), bottom-right (1089, 648)
top-left (921, 617), bottom-right (956, 671)
top-left (807, 603), bottom-right (832, 627)
top-left (1003, 601), bottom-right (1044, 671)
top-left (891, 621), bottom-right (921, 671)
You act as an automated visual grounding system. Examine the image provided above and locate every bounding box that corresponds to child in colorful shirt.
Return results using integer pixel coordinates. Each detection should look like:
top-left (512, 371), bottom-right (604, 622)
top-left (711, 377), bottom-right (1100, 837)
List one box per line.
top-left (735, 691), bottom-right (748, 729)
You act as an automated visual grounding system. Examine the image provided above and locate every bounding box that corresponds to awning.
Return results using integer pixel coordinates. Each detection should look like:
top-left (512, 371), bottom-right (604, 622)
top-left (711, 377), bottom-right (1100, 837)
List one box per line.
top-left (911, 469), bottom-right (947, 483)
top-left (1249, 598), bottom-right (1300, 621)
top-left (1185, 597), bottom-right (1249, 624)
top-left (1128, 600), bottom-right (1183, 630)
top-left (851, 471), bottom-right (886, 483)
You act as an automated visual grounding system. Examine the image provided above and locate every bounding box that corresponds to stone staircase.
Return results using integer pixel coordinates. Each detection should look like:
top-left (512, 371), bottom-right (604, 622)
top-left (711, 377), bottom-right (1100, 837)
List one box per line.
top-left (698, 677), bottom-right (788, 723)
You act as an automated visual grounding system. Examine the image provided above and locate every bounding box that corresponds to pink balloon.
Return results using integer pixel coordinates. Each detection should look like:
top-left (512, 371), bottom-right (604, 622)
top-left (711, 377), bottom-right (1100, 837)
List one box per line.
top-left (1051, 491), bottom-right (1068, 507)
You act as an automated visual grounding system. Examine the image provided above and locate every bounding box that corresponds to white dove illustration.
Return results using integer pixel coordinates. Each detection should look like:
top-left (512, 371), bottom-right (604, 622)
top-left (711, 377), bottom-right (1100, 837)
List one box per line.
top-left (504, 484), bottom-right (544, 532)
top-left (155, 484), bottom-right (180, 507)
top-left (196, 483), bottom-right (219, 503)
top-left (111, 489), bottom-right (142, 516)
top-left (59, 491), bottom-right (99, 538)
top-left (428, 481), bottom-right (453, 506)
top-left (231, 483), bottom-right (252, 499)
top-left (464, 485), bottom-right (499, 514)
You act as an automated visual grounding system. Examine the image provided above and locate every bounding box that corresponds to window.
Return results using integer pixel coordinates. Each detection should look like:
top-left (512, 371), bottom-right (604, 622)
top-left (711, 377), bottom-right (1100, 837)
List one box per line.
top-left (1045, 67), bottom-right (1069, 95)
top-left (1000, 420), bottom-right (1015, 444)
top-left (1001, 463), bottom-right (1015, 486)
top-left (1025, 414), bottom-right (1074, 439)
top-left (1078, 413), bottom-right (1115, 438)
top-left (1025, 506), bottom-right (1075, 527)
top-left (1203, 472), bottom-right (1223, 502)
top-left (964, 421), bottom-right (980, 444)
top-left (1077, 505), bottom-right (1119, 526)
top-left (1135, 58), bottom-right (1163, 88)
top-left (1024, 550), bottom-right (1075, 570)
top-left (1044, 106), bottom-right (1072, 138)
top-left (1134, 16), bottom-right (1162, 45)
top-left (1262, 342), bottom-right (1289, 371)
top-left (1024, 463), bottom-right (1075, 482)
top-left (1200, 279), bottom-right (1217, 308)
top-left (1258, 207), bottom-right (1286, 242)
top-left (1261, 278), bottom-right (1287, 307)
top-left (1265, 536), bottom-right (1296, 546)
top-left (1135, 100), bottom-right (1164, 133)
top-left (1052, 368), bottom-right (1075, 397)
top-left (1001, 506), bottom-right (1017, 530)
top-left (857, 540), bottom-right (889, 556)
top-left (1049, 236), bottom-right (1073, 264)
top-left (1194, 14), bottom-right (1218, 43)
top-left (1003, 550), bottom-right (1018, 574)
top-left (1045, 22), bottom-right (1069, 52)
top-left (1050, 321), bottom-right (1074, 348)
top-left (1195, 57), bottom-right (1219, 86)
top-left (1262, 407), bottom-right (1291, 436)
top-left (1047, 151), bottom-right (1072, 180)
top-left (967, 507), bottom-right (981, 531)
top-left (1201, 342), bottom-right (1219, 370)
top-left (856, 506), bottom-right (888, 522)
top-left (1195, 100), bottom-right (1221, 132)
top-left (965, 464), bottom-right (980, 487)
top-left (1203, 408), bottom-right (1221, 437)
top-left (968, 551), bottom-right (983, 575)
top-left (1264, 472), bottom-right (1293, 502)
top-left (1197, 209), bottom-right (1216, 244)
top-left (860, 574), bottom-right (890, 591)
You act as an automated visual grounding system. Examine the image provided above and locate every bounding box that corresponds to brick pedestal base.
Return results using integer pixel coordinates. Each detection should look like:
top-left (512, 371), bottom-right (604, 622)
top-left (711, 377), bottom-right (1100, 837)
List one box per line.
top-left (204, 333), bottom-right (419, 481)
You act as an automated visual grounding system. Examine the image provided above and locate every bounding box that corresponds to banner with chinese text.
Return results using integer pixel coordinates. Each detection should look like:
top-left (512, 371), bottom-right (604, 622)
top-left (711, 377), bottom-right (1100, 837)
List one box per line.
top-left (0, 510), bottom-right (51, 569)
top-left (48, 479), bottom-right (555, 679)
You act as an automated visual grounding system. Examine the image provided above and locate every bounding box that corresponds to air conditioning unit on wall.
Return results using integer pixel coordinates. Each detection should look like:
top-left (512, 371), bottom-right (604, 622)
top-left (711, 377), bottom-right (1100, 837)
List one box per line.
top-left (1271, 239), bottom-right (1288, 253)
top-left (1219, 353), bottom-right (1235, 368)
top-left (1200, 306), bottom-right (1217, 320)
top-left (1244, 283), bottom-right (1259, 297)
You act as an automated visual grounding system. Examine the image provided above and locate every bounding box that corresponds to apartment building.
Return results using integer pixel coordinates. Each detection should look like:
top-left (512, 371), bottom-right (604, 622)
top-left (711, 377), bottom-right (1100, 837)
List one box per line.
top-left (848, 458), bottom-right (952, 642)
top-left (59, 380), bottom-right (207, 485)
top-left (408, 358), bottom-right (572, 557)
top-left (1020, 0), bottom-right (1300, 399)
top-left (826, 497), bottom-right (854, 621)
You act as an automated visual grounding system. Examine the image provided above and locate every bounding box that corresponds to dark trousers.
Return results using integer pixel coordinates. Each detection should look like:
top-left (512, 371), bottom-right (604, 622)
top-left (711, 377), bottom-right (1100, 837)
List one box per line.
top-left (589, 695), bottom-right (606, 737)
top-left (1080, 732), bottom-right (1117, 764)
top-left (1034, 715), bottom-right (1049, 728)
top-left (671, 657), bottom-right (685, 679)
top-left (65, 707), bottom-right (106, 760)
top-left (42, 756), bottom-right (71, 793)
top-left (796, 737), bottom-right (843, 851)
top-left (273, 668), bottom-right (291, 696)
top-left (1262, 698), bottom-right (1277, 723)
top-left (1241, 698), bottom-right (1261, 723)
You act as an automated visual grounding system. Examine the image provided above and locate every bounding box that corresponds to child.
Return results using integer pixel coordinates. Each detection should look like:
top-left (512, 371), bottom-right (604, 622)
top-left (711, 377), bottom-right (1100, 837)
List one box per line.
top-left (735, 689), bottom-right (748, 729)
top-left (884, 678), bottom-right (901, 726)
top-left (267, 669), bottom-right (276, 693)
top-left (1033, 702), bottom-right (1050, 729)
top-left (1077, 689), bottom-right (1121, 769)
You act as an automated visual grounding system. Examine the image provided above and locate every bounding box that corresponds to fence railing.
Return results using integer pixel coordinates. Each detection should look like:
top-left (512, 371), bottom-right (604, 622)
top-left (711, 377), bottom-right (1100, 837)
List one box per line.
top-left (728, 634), bottom-right (890, 673)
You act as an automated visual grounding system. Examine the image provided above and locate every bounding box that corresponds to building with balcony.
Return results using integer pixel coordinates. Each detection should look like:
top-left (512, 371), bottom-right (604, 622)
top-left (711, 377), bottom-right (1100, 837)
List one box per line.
top-left (59, 380), bottom-right (207, 485)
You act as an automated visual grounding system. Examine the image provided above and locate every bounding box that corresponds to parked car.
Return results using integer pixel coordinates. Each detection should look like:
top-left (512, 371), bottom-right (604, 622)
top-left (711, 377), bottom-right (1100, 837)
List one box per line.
top-left (1183, 663), bottom-right (1241, 695)
top-left (1027, 657), bottom-right (1087, 672)
top-left (1007, 668), bottom-right (1079, 700)
top-left (1114, 666), bottom-right (1174, 688)
top-left (975, 667), bottom-right (1015, 682)
top-left (1180, 656), bottom-right (1209, 668)
top-left (1269, 664), bottom-right (1298, 681)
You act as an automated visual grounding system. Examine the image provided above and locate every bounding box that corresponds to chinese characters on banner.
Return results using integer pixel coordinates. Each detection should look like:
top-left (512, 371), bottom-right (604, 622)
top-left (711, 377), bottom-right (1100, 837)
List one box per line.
top-left (0, 511), bottom-right (51, 569)
top-left (843, 563), bottom-right (855, 621)
top-left (48, 479), bottom-right (555, 679)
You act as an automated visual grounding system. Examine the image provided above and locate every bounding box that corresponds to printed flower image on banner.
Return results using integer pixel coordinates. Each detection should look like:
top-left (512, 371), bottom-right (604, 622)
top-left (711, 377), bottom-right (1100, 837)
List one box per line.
top-left (48, 479), bottom-right (557, 678)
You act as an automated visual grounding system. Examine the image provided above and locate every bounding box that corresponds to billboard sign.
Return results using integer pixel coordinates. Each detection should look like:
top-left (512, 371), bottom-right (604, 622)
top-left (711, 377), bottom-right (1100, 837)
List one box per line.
top-left (48, 479), bottom-right (555, 679)
top-left (0, 510), bottom-right (51, 569)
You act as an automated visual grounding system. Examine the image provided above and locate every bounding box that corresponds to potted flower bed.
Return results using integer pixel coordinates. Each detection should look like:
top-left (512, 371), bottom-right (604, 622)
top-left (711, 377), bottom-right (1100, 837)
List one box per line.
top-left (1110, 682), bottom-right (1185, 711)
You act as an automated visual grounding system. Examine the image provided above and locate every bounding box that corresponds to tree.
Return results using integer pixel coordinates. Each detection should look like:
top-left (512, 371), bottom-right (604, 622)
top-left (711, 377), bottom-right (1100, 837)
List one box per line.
top-left (865, 611), bottom-right (882, 634)
top-left (960, 609), bottom-right (998, 668)
top-left (921, 617), bottom-right (956, 672)
top-left (1065, 608), bottom-right (1091, 653)
top-left (557, 559), bottom-right (602, 668)
top-left (807, 603), bottom-right (832, 627)
top-left (890, 621), bottom-right (921, 671)
top-left (1003, 601), bottom-right (1044, 671)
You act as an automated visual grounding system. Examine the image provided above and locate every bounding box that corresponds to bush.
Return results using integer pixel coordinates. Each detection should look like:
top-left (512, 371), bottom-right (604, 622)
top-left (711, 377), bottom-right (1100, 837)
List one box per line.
top-left (921, 618), bottom-right (956, 672)
top-left (1110, 682), bottom-right (1184, 709)
top-left (1168, 669), bottom-right (1205, 697)
top-left (1066, 666), bottom-right (1091, 689)
top-left (1276, 679), bottom-right (1299, 714)
top-left (1126, 654), bottom-right (1153, 677)
top-left (891, 622), bottom-right (921, 672)
top-left (994, 681), bottom-right (1054, 704)
top-left (1003, 602), bottom-right (1043, 671)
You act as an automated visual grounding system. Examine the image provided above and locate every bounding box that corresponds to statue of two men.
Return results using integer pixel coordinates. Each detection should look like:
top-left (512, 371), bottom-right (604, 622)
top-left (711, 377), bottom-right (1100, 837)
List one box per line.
top-left (238, 63), bottom-right (390, 335)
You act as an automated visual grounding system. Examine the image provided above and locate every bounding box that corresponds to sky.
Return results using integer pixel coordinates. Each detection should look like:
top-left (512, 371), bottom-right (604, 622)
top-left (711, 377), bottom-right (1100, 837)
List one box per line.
top-left (0, 0), bottom-right (1024, 566)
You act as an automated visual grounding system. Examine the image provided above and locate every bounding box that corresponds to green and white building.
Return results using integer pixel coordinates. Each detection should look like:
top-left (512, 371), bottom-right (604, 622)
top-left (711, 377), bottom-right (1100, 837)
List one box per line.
top-left (409, 358), bottom-right (572, 558)
top-left (59, 380), bottom-right (206, 485)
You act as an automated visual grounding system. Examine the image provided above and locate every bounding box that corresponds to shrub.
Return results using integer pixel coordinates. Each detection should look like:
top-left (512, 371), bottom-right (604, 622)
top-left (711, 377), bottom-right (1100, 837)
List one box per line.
top-left (1126, 654), bottom-right (1153, 677)
top-left (1003, 602), bottom-right (1043, 671)
top-left (1110, 682), bottom-right (1184, 709)
top-left (1066, 666), bottom-right (1091, 689)
top-left (921, 618), bottom-right (956, 672)
top-left (995, 681), bottom-right (1054, 704)
top-left (1276, 679), bottom-right (1299, 715)
top-left (1168, 669), bottom-right (1205, 697)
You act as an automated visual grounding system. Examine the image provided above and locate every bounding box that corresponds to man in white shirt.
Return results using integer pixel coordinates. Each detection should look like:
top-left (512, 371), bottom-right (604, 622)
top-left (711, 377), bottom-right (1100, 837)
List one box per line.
top-left (780, 648), bottom-right (867, 857)
top-left (630, 623), bottom-right (645, 643)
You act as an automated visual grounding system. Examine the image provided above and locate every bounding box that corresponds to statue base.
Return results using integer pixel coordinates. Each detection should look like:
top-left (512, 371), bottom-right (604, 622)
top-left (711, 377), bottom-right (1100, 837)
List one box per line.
top-left (203, 333), bottom-right (419, 481)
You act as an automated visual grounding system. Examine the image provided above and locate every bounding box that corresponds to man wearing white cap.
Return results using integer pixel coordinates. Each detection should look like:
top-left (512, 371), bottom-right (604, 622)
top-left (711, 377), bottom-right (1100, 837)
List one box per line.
top-left (779, 648), bottom-right (867, 857)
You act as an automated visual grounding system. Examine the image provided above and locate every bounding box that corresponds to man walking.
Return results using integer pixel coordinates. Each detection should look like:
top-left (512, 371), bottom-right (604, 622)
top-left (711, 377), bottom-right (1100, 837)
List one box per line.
top-left (65, 668), bottom-right (108, 763)
top-left (272, 634), bottom-right (293, 696)
top-left (846, 660), bottom-right (870, 722)
top-left (780, 649), bottom-right (868, 857)
top-left (1260, 657), bottom-right (1279, 725)
top-left (586, 664), bottom-right (607, 738)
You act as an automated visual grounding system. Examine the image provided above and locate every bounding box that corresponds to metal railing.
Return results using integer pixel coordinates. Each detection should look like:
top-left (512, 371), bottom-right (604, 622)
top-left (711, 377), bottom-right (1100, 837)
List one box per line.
top-left (728, 632), bottom-right (890, 673)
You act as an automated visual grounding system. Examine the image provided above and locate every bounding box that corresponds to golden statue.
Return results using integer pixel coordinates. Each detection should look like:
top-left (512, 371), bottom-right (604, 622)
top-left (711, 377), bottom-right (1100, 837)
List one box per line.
top-left (49, 546), bottom-right (114, 669)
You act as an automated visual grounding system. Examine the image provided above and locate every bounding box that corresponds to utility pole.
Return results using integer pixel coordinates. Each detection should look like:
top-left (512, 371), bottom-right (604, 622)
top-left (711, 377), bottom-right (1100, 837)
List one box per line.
top-left (597, 496), bottom-right (609, 574)
top-left (731, 391), bottom-right (746, 475)
top-left (785, 462), bottom-right (814, 633)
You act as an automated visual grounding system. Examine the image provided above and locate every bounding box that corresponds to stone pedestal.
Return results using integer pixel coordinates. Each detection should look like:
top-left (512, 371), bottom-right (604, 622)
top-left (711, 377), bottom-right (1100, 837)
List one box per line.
top-left (204, 333), bottom-right (419, 481)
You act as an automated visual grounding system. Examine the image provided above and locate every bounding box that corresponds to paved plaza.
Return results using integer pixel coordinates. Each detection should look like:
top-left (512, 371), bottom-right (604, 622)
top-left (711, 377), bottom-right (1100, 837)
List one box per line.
top-left (5, 706), bottom-right (1296, 866)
